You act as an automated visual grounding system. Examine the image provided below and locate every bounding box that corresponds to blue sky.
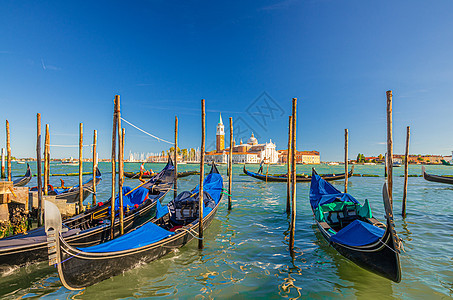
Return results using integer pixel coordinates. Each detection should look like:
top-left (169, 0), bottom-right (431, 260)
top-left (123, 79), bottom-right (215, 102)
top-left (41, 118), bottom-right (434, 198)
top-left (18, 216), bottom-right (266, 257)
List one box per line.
top-left (1, 0), bottom-right (452, 161)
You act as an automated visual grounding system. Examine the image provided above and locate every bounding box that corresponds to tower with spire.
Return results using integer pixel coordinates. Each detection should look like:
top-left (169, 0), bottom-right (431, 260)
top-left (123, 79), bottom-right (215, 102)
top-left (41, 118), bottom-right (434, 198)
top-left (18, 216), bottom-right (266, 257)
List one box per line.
top-left (216, 113), bottom-right (225, 152)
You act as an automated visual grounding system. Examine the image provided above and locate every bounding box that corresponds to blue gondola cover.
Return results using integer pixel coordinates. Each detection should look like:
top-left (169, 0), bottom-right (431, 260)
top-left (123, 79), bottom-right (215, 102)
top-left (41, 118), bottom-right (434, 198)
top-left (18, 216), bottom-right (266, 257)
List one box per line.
top-left (310, 172), bottom-right (359, 209)
top-left (79, 221), bottom-right (174, 253)
top-left (330, 219), bottom-right (385, 246)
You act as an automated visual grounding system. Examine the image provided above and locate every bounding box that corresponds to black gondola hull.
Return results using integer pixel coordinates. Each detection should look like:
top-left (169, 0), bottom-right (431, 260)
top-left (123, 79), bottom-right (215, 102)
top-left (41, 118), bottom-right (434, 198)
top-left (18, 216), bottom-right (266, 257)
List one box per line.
top-left (244, 166), bottom-right (354, 182)
top-left (316, 219), bottom-right (401, 282)
top-left (0, 197), bottom-right (159, 269)
top-left (12, 164), bottom-right (32, 187)
top-left (125, 170), bottom-right (198, 179)
top-left (55, 202), bottom-right (219, 290)
top-left (423, 170), bottom-right (453, 185)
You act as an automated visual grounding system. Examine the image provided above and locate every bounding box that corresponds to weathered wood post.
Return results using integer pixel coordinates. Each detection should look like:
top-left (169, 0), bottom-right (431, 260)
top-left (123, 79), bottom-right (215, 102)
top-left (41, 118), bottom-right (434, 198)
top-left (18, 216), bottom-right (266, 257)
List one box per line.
top-left (386, 90), bottom-right (393, 206)
top-left (110, 95), bottom-right (118, 239)
top-left (174, 116), bottom-right (178, 200)
top-left (46, 124), bottom-right (50, 189)
top-left (44, 124), bottom-right (49, 195)
top-left (199, 99), bottom-right (205, 250)
top-left (36, 114), bottom-right (43, 227)
top-left (286, 116), bottom-right (292, 214)
top-left (344, 129), bottom-right (349, 193)
top-left (6, 120), bottom-right (11, 182)
top-left (290, 98), bottom-right (297, 250)
top-left (117, 97), bottom-right (124, 235)
top-left (228, 117), bottom-right (233, 210)
top-left (78, 123), bottom-right (83, 212)
top-left (92, 130), bottom-right (97, 206)
top-left (402, 126), bottom-right (410, 217)
top-left (1, 148), bottom-right (4, 178)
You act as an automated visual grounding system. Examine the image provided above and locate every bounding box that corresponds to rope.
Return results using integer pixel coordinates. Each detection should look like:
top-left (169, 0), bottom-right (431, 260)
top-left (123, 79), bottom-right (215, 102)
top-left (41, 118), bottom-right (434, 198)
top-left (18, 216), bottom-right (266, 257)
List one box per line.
top-left (46, 144), bottom-right (94, 147)
top-left (177, 227), bottom-right (204, 240)
top-left (221, 191), bottom-right (232, 197)
top-left (121, 118), bottom-right (173, 144)
top-left (56, 255), bottom-right (75, 265)
top-left (378, 236), bottom-right (402, 255)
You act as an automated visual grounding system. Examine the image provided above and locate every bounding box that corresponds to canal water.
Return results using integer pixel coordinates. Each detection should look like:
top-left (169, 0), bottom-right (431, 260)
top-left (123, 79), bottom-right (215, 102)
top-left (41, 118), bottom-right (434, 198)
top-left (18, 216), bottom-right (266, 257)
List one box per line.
top-left (0, 162), bottom-right (451, 299)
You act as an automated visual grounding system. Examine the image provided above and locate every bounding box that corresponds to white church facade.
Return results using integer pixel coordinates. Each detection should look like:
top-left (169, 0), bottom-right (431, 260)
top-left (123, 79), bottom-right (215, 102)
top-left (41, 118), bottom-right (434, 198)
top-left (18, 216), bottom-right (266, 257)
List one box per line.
top-left (205, 114), bottom-right (279, 164)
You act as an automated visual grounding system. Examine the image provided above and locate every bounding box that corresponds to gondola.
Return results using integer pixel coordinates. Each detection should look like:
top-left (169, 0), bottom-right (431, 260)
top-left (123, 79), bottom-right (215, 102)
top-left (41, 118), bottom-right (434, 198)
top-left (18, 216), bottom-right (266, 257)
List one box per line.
top-left (0, 159), bottom-right (175, 270)
top-left (30, 167), bottom-right (102, 203)
top-left (125, 170), bottom-right (199, 179)
top-left (309, 168), bottom-right (401, 282)
top-left (441, 159), bottom-right (453, 166)
top-left (45, 163), bottom-right (223, 290)
top-left (243, 165), bottom-right (354, 182)
top-left (422, 166), bottom-right (453, 185)
top-left (12, 163), bottom-right (32, 187)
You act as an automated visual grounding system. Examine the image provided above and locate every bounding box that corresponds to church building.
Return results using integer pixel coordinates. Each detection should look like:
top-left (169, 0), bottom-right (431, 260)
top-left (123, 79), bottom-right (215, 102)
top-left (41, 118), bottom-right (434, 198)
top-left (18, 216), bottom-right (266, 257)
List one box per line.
top-left (205, 114), bottom-right (279, 164)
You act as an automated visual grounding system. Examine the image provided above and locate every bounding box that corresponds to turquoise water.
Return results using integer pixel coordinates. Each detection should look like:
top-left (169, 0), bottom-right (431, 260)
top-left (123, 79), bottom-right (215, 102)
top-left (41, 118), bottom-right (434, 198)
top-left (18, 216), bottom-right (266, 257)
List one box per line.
top-left (0, 162), bottom-right (452, 299)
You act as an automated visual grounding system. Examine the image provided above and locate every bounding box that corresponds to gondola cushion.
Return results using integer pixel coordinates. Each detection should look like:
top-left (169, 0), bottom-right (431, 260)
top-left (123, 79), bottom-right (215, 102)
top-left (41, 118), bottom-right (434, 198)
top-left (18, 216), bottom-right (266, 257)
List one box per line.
top-left (329, 219), bottom-right (385, 246)
top-left (314, 200), bottom-right (372, 222)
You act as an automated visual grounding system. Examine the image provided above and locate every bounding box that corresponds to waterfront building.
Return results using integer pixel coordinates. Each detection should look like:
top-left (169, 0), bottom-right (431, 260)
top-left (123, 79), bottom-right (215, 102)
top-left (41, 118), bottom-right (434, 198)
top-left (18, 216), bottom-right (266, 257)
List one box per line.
top-left (205, 115), bottom-right (279, 164)
top-left (278, 150), bottom-right (321, 164)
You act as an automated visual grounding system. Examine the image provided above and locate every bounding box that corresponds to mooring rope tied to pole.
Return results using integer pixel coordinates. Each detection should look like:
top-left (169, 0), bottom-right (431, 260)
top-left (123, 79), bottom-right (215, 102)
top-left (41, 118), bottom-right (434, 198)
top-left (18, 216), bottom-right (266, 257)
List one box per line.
top-left (46, 144), bottom-right (94, 147)
top-left (121, 117), bottom-right (173, 144)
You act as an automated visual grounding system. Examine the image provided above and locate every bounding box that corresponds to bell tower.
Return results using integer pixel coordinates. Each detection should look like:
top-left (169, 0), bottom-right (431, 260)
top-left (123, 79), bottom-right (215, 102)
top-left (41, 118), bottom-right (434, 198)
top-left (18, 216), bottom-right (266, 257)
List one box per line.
top-left (216, 114), bottom-right (225, 152)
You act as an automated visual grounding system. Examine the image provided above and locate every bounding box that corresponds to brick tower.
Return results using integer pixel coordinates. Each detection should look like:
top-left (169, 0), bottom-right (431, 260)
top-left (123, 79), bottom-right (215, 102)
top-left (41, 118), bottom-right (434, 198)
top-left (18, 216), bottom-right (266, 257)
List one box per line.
top-left (216, 114), bottom-right (225, 152)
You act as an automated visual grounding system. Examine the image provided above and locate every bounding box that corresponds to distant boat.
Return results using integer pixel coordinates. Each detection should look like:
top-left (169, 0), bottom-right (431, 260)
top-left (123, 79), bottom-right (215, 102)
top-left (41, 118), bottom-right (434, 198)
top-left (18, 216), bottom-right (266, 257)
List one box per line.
top-left (363, 162), bottom-right (377, 165)
top-left (422, 166), bottom-right (453, 185)
top-left (13, 164), bottom-right (32, 187)
top-left (441, 159), bottom-right (453, 166)
top-left (327, 162), bottom-right (339, 166)
top-left (243, 165), bottom-right (354, 182)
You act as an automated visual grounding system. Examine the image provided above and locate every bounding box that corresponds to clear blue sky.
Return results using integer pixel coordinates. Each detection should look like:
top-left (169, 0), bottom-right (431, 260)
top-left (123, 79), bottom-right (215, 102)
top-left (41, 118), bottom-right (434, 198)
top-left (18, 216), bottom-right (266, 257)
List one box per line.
top-left (1, 0), bottom-right (452, 161)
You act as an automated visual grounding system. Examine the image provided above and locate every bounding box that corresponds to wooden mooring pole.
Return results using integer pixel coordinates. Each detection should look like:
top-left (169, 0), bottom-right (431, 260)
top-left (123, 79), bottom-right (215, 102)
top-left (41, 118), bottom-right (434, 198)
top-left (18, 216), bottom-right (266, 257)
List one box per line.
top-left (290, 98), bottom-right (297, 251)
top-left (78, 123), bottom-right (83, 212)
top-left (286, 116), bottom-right (292, 214)
top-left (117, 97), bottom-right (124, 235)
top-left (386, 90), bottom-right (393, 207)
top-left (44, 124), bottom-right (49, 195)
top-left (344, 129), bottom-right (349, 193)
top-left (92, 130), bottom-right (97, 206)
top-left (1, 148), bottom-right (4, 178)
top-left (36, 114), bottom-right (43, 227)
top-left (110, 96), bottom-right (118, 239)
top-left (228, 117), bottom-right (233, 210)
top-left (199, 99), bottom-right (205, 250)
top-left (6, 120), bottom-right (11, 182)
top-left (46, 124), bottom-right (50, 190)
top-left (402, 126), bottom-right (410, 217)
top-left (174, 116), bottom-right (178, 200)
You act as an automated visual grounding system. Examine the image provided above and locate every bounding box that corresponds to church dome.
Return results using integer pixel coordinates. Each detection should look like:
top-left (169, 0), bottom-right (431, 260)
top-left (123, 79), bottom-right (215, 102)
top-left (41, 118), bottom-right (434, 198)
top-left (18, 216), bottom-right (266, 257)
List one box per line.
top-left (247, 133), bottom-right (258, 145)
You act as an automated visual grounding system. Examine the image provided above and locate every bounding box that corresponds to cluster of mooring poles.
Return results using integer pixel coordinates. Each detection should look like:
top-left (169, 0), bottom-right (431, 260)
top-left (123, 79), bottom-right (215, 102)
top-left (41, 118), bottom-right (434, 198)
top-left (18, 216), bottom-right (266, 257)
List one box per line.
top-left (385, 91), bottom-right (411, 217)
top-left (196, 99), bottom-right (234, 249)
top-left (110, 95), bottom-right (126, 238)
top-left (34, 113), bottom-right (99, 226)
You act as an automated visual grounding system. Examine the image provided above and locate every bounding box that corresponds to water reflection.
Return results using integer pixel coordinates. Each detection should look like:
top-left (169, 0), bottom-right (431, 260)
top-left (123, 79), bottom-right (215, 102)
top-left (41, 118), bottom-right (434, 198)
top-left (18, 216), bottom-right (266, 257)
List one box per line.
top-left (278, 216), bottom-right (303, 299)
top-left (313, 230), bottom-right (394, 299)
